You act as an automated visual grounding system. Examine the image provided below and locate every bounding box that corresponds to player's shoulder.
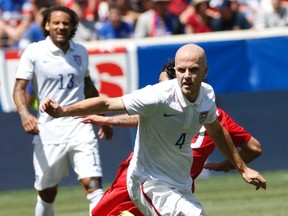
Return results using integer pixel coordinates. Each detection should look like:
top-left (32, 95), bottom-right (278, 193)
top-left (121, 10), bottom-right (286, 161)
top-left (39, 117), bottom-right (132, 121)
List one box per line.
top-left (20, 40), bottom-right (45, 57)
top-left (71, 40), bottom-right (88, 53)
top-left (201, 82), bottom-right (215, 100)
top-left (26, 39), bottom-right (45, 50)
top-left (153, 79), bottom-right (177, 96)
top-left (217, 107), bottom-right (233, 119)
top-left (216, 107), bottom-right (227, 114)
top-left (131, 79), bottom-right (176, 101)
top-left (201, 82), bottom-right (214, 91)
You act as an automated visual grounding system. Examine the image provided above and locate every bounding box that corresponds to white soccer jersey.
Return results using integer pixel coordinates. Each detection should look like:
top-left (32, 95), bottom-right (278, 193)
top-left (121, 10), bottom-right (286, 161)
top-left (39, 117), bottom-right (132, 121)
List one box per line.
top-left (122, 79), bottom-right (217, 190)
top-left (15, 37), bottom-right (95, 144)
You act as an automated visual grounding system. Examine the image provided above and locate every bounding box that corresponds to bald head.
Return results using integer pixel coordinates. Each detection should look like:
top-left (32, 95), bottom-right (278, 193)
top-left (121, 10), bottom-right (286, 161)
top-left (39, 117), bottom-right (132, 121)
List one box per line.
top-left (175, 44), bottom-right (207, 68)
top-left (174, 44), bottom-right (208, 102)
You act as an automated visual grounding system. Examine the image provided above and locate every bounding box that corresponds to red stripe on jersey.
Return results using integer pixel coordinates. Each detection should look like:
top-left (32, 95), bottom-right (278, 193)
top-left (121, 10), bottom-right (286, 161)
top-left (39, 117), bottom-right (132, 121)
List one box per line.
top-left (141, 183), bottom-right (161, 216)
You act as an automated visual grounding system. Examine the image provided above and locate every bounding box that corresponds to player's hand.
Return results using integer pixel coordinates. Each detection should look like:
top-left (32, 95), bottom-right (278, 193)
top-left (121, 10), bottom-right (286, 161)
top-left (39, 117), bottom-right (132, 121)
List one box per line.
top-left (98, 125), bottom-right (113, 140)
top-left (241, 167), bottom-right (267, 190)
top-left (20, 112), bottom-right (39, 135)
top-left (77, 114), bottom-right (109, 126)
top-left (40, 98), bottom-right (63, 118)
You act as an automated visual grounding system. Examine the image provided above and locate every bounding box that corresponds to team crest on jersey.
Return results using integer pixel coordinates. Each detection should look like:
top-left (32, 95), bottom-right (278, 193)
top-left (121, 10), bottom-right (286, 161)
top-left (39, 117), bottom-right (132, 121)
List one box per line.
top-left (73, 55), bottom-right (82, 66)
top-left (199, 111), bottom-right (209, 124)
top-left (176, 211), bottom-right (186, 216)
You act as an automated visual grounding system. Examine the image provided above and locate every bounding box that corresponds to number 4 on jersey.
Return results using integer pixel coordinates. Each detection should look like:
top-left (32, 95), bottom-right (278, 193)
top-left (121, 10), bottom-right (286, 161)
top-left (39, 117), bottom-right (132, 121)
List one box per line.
top-left (175, 133), bottom-right (186, 149)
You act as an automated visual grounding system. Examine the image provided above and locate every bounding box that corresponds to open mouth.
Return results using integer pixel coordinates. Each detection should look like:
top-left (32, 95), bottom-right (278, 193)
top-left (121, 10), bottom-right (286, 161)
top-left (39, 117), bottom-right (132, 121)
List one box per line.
top-left (184, 82), bottom-right (192, 87)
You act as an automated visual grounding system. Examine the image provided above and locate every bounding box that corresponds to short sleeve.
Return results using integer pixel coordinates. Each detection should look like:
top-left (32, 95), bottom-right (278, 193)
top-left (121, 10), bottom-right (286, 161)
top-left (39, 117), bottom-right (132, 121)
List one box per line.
top-left (15, 43), bottom-right (36, 80)
top-left (122, 85), bottom-right (159, 116)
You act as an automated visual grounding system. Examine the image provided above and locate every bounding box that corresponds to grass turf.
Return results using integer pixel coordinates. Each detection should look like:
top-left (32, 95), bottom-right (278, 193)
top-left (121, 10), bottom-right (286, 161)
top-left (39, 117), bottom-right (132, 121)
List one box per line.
top-left (0, 170), bottom-right (287, 216)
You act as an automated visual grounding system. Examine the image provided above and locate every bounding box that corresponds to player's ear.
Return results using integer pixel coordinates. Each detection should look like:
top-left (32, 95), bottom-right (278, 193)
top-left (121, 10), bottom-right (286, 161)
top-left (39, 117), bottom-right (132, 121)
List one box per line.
top-left (45, 22), bottom-right (50, 31)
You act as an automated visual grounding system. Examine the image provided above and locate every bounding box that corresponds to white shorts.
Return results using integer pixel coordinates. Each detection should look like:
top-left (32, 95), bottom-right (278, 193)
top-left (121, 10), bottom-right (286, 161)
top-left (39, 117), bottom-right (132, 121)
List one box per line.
top-left (127, 176), bottom-right (206, 216)
top-left (33, 139), bottom-right (102, 190)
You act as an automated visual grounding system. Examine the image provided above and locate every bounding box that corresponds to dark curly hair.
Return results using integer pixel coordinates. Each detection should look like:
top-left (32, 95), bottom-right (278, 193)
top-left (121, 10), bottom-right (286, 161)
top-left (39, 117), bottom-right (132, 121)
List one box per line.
top-left (41, 6), bottom-right (79, 39)
top-left (161, 60), bottom-right (175, 80)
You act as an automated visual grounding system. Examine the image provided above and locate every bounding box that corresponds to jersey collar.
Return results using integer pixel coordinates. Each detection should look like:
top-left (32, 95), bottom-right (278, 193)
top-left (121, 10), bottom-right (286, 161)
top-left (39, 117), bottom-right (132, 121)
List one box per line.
top-left (45, 36), bottom-right (74, 53)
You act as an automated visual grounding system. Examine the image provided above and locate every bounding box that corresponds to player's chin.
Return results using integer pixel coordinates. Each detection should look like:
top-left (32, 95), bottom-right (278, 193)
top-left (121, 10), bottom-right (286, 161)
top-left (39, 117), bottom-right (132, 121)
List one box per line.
top-left (57, 38), bottom-right (67, 44)
top-left (182, 84), bottom-right (193, 93)
top-left (55, 35), bottom-right (69, 43)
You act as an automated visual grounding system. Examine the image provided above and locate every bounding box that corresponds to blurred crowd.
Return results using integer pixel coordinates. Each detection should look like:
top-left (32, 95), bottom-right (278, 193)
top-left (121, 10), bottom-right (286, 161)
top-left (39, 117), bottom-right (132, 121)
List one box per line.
top-left (1, 0), bottom-right (288, 50)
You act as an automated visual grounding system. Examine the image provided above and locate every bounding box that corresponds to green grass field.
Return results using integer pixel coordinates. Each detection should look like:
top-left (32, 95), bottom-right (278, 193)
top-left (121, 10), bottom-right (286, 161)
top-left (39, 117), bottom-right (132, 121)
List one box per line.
top-left (0, 170), bottom-right (287, 216)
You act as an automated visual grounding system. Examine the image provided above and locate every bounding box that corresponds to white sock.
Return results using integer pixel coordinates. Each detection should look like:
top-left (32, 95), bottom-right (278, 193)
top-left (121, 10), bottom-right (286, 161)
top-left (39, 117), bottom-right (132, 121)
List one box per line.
top-left (86, 188), bottom-right (104, 216)
top-left (35, 195), bottom-right (54, 216)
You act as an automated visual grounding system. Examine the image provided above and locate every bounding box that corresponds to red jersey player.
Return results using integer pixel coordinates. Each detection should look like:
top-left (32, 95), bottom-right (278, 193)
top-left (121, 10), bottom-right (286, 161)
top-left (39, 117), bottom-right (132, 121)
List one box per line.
top-left (85, 106), bottom-right (262, 216)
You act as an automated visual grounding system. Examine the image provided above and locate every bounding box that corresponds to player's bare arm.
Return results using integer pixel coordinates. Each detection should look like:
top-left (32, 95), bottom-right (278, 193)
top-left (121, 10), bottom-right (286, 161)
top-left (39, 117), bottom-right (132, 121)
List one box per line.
top-left (79, 114), bottom-right (139, 127)
top-left (204, 136), bottom-right (262, 172)
top-left (83, 77), bottom-right (114, 140)
top-left (205, 120), bottom-right (266, 190)
top-left (238, 137), bottom-right (262, 163)
top-left (40, 97), bottom-right (126, 118)
top-left (84, 77), bottom-right (100, 98)
top-left (13, 79), bottom-right (39, 135)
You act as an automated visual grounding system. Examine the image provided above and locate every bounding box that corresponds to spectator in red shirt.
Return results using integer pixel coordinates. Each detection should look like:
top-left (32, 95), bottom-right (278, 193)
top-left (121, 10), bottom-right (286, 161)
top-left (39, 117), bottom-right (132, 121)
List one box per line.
top-left (184, 0), bottom-right (216, 33)
top-left (167, 0), bottom-right (190, 34)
